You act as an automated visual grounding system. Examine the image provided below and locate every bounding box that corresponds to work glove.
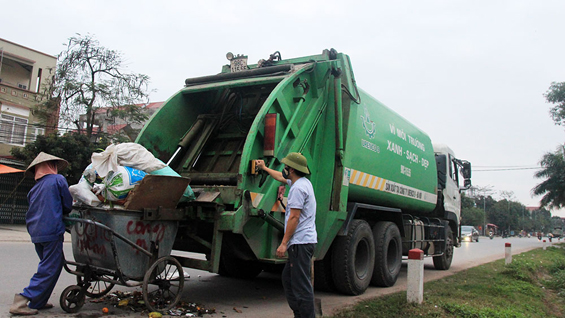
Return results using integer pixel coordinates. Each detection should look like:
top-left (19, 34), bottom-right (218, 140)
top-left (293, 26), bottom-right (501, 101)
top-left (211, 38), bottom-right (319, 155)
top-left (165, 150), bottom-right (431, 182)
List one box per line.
top-left (64, 211), bottom-right (81, 228)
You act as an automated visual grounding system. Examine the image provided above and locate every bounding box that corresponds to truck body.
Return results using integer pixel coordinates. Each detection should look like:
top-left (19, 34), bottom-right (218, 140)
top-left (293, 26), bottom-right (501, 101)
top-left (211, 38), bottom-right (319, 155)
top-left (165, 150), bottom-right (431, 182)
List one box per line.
top-left (135, 49), bottom-right (471, 295)
top-left (551, 216), bottom-right (563, 238)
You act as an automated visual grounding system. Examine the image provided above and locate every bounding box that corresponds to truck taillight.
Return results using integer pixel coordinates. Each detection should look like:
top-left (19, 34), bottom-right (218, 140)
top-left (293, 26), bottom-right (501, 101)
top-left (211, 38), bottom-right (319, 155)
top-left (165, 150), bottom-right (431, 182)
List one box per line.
top-left (264, 113), bottom-right (277, 157)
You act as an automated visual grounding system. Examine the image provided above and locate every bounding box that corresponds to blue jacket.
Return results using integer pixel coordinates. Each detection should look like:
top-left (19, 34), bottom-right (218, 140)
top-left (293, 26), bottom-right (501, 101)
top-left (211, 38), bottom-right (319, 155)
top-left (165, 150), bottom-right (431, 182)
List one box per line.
top-left (26, 174), bottom-right (73, 243)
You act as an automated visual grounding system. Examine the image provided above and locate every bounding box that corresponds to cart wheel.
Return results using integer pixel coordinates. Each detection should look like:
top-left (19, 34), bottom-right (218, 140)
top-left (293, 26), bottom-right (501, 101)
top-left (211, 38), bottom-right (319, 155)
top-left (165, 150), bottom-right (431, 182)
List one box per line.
top-left (142, 256), bottom-right (185, 312)
top-left (77, 274), bottom-right (115, 298)
top-left (60, 285), bottom-right (85, 313)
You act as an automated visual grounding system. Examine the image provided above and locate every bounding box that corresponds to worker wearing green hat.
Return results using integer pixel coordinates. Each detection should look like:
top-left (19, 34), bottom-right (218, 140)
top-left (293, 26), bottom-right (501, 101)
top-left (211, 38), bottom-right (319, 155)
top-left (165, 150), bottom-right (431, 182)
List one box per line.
top-left (256, 152), bottom-right (317, 318)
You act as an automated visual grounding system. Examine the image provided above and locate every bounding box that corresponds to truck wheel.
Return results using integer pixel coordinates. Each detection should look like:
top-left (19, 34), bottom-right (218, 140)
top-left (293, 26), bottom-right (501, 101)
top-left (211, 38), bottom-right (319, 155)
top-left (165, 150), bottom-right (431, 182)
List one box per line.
top-left (433, 226), bottom-right (454, 270)
top-left (371, 221), bottom-right (402, 287)
top-left (314, 248), bottom-right (335, 292)
top-left (331, 219), bottom-right (375, 295)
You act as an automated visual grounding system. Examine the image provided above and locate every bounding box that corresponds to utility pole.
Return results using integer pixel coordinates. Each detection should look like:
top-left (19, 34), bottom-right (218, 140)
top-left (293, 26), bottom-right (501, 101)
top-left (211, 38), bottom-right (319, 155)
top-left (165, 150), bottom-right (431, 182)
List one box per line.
top-left (473, 185), bottom-right (494, 236)
top-left (500, 190), bottom-right (515, 234)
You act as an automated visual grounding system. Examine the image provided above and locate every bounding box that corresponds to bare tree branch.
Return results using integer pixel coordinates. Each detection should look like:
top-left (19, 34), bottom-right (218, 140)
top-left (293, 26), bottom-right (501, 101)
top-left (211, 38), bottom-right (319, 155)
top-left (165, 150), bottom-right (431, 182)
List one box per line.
top-left (37, 33), bottom-right (151, 137)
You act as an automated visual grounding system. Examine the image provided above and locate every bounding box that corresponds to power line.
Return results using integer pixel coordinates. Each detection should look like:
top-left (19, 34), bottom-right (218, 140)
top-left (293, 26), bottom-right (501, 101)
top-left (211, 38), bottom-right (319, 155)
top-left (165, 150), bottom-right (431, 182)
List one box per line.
top-left (474, 165), bottom-right (537, 168)
top-left (474, 167), bottom-right (540, 172)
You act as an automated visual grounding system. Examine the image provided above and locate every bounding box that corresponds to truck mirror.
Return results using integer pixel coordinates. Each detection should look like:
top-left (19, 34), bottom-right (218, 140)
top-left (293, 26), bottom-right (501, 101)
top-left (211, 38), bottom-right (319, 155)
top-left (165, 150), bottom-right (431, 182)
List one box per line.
top-left (464, 179), bottom-right (471, 189)
top-left (462, 162), bottom-right (471, 179)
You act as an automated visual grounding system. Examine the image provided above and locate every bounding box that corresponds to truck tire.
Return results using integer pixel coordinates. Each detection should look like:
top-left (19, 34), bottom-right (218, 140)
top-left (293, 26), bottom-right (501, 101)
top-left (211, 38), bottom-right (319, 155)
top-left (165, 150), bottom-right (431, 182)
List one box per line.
top-left (331, 219), bottom-right (375, 295)
top-left (371, 221), bottom-right (402, 287)
top-left (433, 226), bottom-right (454, 270)
top-left (314, 249), bottom-right (335, 292)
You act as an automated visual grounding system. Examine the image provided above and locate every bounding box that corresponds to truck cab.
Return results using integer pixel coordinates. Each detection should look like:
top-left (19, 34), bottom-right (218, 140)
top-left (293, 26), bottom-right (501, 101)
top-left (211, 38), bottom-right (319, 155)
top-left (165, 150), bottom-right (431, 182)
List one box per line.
top-left (434, 143), bottom-right (472, 246)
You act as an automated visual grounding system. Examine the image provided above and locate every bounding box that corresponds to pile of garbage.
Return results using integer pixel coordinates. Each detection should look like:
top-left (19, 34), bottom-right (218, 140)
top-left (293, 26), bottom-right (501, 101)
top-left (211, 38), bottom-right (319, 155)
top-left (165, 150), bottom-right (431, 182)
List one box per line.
top-left (69, 143), bottom-right (194, 208)
top-left (94, 290), bottom-right (215, 316)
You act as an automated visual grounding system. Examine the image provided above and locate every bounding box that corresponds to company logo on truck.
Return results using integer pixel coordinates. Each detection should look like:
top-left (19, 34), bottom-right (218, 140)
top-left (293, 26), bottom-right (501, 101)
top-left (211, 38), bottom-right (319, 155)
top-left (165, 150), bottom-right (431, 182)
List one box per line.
top-left (361, 106), bottom-right (376, 139)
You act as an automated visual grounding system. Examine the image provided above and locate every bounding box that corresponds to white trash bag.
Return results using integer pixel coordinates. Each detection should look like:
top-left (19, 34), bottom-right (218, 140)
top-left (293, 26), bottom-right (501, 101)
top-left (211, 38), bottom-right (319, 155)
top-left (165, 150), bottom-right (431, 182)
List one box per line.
top-left (69, 165), bottom-right (102, 206)
top-left (69, 177), bottom-right (102, 206)
top-left (91, 143), bottom-right (166, 178)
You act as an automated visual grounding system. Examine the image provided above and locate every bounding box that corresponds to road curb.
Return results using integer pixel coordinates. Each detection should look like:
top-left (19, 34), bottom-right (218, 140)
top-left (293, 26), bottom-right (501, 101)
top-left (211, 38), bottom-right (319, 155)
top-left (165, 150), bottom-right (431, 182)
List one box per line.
top-left (0, 226), bottom-right (72, 243)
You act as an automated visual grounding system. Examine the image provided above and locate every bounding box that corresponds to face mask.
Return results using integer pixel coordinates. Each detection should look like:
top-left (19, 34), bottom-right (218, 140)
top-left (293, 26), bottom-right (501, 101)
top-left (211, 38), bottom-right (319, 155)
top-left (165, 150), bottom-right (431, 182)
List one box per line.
top-left (282, 167), bottom-right (290, 179)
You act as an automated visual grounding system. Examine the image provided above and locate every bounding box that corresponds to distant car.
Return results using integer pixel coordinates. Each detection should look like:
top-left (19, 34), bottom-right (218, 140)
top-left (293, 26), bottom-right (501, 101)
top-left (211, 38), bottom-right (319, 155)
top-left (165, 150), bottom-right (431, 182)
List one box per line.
top-left (461, 225), bottom-right (479, 242)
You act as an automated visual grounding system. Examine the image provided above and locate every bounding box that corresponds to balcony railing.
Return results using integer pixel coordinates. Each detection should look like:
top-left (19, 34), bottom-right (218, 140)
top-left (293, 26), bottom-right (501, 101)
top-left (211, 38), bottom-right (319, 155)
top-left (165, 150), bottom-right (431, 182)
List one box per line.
top-left (0, 82), bottom-right (39, 109)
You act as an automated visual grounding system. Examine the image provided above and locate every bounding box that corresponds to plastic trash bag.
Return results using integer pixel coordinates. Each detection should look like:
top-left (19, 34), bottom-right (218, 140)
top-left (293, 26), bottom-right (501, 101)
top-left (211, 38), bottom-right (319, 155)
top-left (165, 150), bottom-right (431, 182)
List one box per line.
top-left (91, 143), bottom-right (166, 178)
top-left (69, 177), bottom-right (101, 206)
top-left (103, 166), bottom-right (147, 201)
top-left (69, 165), bottom-right (103, 206)
top-left (82, 164), bottom-right (102, 185)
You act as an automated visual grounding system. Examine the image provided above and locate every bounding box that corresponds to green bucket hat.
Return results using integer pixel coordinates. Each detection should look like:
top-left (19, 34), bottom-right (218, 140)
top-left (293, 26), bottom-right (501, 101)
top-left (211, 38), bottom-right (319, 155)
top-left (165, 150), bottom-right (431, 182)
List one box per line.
top-left (281, 152), bottom-right (310, 175)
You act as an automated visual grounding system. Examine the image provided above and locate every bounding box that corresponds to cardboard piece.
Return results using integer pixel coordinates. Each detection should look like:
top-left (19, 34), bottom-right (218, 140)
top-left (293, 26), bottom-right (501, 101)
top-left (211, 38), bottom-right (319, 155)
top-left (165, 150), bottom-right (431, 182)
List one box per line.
top-left (124, 175), bottom-right (190, 210)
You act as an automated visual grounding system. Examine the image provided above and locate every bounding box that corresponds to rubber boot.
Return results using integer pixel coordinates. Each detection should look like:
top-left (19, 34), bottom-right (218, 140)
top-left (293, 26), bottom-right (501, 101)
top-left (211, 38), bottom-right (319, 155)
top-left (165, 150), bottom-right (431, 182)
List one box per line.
top-left (9, 294), bottom-right (38, 316)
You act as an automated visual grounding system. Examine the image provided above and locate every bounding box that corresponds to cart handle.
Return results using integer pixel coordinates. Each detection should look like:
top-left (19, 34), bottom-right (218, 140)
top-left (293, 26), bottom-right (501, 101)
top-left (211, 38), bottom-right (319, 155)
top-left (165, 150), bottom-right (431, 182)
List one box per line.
top-left (64, 217), bottom-right (153, 258)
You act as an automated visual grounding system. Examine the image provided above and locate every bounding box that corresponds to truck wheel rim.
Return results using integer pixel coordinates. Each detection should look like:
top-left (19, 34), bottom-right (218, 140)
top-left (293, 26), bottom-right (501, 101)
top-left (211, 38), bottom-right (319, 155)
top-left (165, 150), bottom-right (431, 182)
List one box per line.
top-left (355, 238), bottom-right (371, 279)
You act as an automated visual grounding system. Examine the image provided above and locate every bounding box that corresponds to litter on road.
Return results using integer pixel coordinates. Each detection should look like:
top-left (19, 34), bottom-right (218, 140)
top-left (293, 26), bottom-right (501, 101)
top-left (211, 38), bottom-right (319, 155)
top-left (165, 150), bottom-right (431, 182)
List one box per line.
top-left (91, 290), bottom-right (215, 316)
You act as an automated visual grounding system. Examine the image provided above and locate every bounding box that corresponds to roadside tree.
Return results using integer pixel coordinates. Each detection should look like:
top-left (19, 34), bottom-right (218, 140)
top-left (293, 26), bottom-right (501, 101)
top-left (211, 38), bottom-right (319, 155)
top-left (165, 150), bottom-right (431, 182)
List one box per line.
top-left (533, 147), bottom-right (565, 210)
top-left (461, 206), bottom-right (484, 228)
top-left (11, 133), bottom-right (109, 184)
top-left (461, 193), bottom-right (484, 227)
top-left (533, 82), bottom-right (565, 210)
top-left (531, 208), bottom-right (552, 233)
top-left (544, 81), bottom-right (565, 126)
top-left (475, 195), bottom-right (496, 222)
top-left (38, 33), bottom-right (151, 137)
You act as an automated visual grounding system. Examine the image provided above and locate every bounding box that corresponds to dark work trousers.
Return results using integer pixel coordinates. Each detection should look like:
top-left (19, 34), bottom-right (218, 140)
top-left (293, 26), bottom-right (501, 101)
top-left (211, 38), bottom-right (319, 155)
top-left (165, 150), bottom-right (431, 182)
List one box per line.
top-left (282, 243), bottom-right (316, 318)
top-left (22, 236), bottom-right (64, 309)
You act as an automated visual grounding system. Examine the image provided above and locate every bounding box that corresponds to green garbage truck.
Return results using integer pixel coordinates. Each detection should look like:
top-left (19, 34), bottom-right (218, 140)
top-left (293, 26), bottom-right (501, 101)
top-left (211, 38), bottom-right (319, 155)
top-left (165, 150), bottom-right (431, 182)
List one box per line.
top-left (136, 49), bottom-right (471, 295)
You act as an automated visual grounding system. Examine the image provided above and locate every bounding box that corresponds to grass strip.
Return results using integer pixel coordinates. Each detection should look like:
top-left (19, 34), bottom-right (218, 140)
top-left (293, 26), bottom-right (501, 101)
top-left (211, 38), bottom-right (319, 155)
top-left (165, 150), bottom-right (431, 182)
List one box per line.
top-left (331, 246), bottom-right (565, 318)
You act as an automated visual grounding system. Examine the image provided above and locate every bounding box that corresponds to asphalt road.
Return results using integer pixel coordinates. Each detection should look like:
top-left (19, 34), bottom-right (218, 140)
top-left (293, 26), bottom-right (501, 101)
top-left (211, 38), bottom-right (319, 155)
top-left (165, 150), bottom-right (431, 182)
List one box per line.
top-left (0, 235), bottom-right (551, 317)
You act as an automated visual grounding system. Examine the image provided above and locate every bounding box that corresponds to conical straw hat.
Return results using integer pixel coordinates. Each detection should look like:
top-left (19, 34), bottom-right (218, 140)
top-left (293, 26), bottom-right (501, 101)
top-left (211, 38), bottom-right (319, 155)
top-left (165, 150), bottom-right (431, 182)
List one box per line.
top-left (25, 152), bottom-right (69, 176)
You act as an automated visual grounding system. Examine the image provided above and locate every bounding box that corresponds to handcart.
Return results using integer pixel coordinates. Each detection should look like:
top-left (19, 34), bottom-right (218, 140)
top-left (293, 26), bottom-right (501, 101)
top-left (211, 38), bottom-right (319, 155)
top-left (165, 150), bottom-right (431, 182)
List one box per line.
top-left (61, 206), bottom-right (185, 313)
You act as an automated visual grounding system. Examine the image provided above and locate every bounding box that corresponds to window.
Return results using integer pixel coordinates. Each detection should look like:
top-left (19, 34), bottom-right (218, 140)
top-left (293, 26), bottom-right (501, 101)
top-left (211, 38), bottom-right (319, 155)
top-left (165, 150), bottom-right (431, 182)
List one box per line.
top-left (32, 127), bottom-right (44, 141)
top-left (36, 68), bottom-right (42, 93)
top-left (0, 114), bottom-right (28, 146)
top-left (450, 155), bottom-right (460, 188)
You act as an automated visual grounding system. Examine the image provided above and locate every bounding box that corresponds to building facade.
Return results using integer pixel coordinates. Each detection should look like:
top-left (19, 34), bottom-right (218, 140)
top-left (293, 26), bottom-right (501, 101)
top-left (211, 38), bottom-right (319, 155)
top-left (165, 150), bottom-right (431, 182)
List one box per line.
top-left (0, 38), bottom-right (57, 162)
top-left (78, 101), bottom-right (164, 141)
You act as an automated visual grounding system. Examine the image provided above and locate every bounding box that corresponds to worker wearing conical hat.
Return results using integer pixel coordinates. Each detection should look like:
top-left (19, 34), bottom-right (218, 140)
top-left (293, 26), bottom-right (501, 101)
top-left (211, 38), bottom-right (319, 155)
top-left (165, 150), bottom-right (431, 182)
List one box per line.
top-left (256, 152), bottom-right (317, 318)
top-left (10, 152), bottom-right (72, 316)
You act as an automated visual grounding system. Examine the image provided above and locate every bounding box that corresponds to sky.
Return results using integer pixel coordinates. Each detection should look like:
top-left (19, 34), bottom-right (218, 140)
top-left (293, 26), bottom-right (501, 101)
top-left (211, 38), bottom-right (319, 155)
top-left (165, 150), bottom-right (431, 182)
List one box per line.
top-left (3, 0), bottom-right (565, 215)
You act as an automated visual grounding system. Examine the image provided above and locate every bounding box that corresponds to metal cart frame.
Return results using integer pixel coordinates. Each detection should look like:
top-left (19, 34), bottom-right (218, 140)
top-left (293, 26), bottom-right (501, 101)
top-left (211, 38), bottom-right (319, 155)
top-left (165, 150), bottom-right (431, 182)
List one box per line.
top-left (60, 215), bottom-right (184, 313)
